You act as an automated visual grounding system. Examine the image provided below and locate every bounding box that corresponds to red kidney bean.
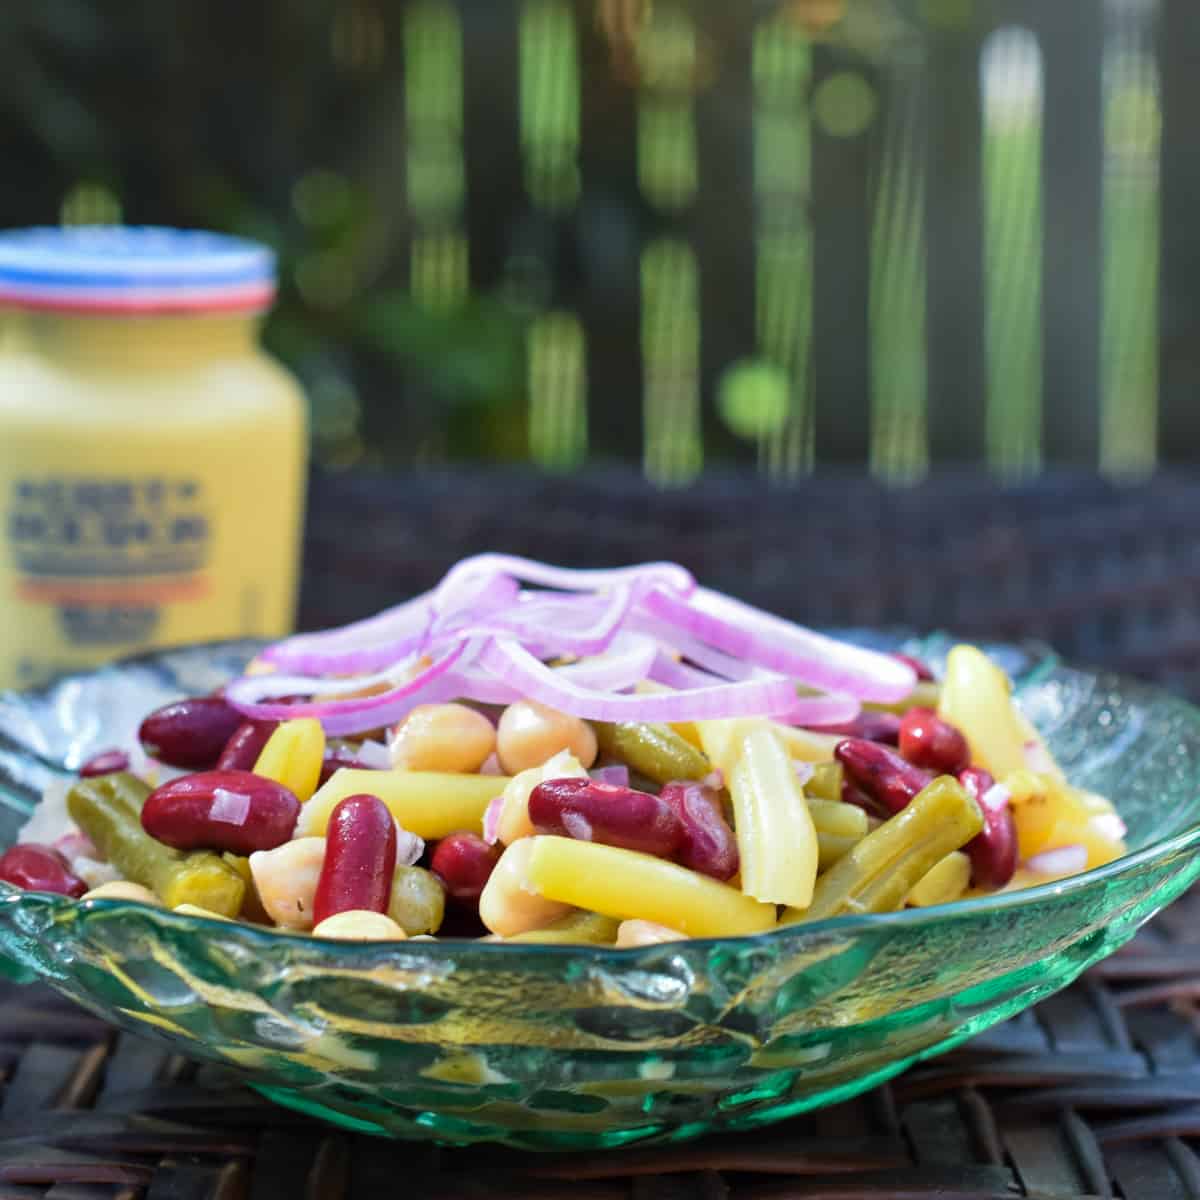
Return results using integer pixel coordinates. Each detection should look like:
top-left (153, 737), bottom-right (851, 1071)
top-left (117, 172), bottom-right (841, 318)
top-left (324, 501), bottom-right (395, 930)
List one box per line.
top-left (215, 720), bottom-right (278, 772)
top-left (659, 782), bottom-right (738, 881)
top-left (967, 805), bottom-right (1018, 889)
top-left (141, 770), bottom-right (301, 855)
top-left (528, 777), bottom-right (683, 858)
top-left (955, 766), bottom-right (1017, 889)
top-left (0, 844), bottom-right (86, 897)
top-left (898, 708), bottom-right (970, 774)
top-left (807, 711), bottom-right (901, 745)
top-left (840, 779), bottom-right (890, 822)
top-left (79, 749), bottom-right (130, 778)
top-left (892, 652), bottom-right (934, 682)
top-left (430, 833), bottom-right (501, 904)
top-left (835, 739), bottom-right (934, 815)
top-left (312, 794), bottom-right (398, 926)
top-left (139, 697), bottom-right (245, 768)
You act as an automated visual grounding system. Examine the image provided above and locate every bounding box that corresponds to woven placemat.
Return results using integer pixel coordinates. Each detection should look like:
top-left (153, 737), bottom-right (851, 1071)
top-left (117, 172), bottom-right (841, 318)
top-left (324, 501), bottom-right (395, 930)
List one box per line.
top-left (0, 901), bottom-right (1198, 1200)
top-left (5, 467), bottom-right (1200, 1199)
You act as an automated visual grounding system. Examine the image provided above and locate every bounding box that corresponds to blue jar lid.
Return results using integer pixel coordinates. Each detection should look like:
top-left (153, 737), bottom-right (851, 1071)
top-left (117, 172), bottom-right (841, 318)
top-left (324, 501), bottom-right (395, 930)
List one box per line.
top-left (0, 225), bottom-right (277, 315)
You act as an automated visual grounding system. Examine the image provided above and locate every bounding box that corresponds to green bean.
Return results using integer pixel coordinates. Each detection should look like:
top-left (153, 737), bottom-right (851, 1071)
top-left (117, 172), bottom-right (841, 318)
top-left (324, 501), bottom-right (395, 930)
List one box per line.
top-left (807, 797), bottom-right (870, 839)
top-left (68, 775), bottom-right (245, 916)
top-left (785, 776), bottom-right (982, 924)
top-left (864, 680), bottom-right (942, 715)
top-left (506, 911), bottom-right (620, 945)
top-left (806, 761), bottom-right (843, 802)
top-left (388, 865), bottom-right (446, 936)
top-left (593, 721), bottom-right (711, 785)
top-left (817, 831), bottom-right (862, 870)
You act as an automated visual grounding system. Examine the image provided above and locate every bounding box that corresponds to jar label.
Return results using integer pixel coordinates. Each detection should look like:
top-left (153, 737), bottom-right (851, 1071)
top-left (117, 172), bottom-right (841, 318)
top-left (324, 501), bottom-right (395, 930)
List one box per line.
top-left (6, 476), bottom-right (211, 679)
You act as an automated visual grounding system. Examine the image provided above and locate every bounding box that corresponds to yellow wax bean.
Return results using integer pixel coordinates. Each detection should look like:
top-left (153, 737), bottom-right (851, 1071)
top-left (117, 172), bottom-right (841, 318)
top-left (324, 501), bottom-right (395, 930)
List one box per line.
top-left (297, 768), bottom-right (508, 839)
top-left (938, 645), bottom-right (1027, 776)
top-left (1010, 779), bottom-right (1093, 861)
top-left (729, 727), bottom-right (819, 909)
top-left (696, 717), bottom-right (840, 775)
top-left (523, 836), bottom-right (777, 938)
top-left (253, 717), bottom-right (325, 802)
top-left (1015, 709), bottom-right (1067, 783)
top-left (907, 851), bottom-right (972, 908)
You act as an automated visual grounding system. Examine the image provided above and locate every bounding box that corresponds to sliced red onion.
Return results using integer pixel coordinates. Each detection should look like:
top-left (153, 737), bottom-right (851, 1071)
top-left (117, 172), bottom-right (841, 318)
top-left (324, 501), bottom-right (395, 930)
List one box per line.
top-left (551, 633), bottom-right (658, 692)
top-left (433, 554), bottom-right (695, 602)
top-left (478, 638), bottom-right (854, 723)
top-left (647, 651), bottom-right (724, 692)
top-left (227, 645), bottom-right (469, 734)
top-left (643, 587), bottom-right (916, 702)
top-left (263, 593), bottom-right (435, 670)
top-left (1025, 844), bottom-right (1088, 876)
top-left (589, 765), bottom-right (631, 787)
top-left (237, 556), bottom-right (908, 735)
top-left (793, 761), bottom-right (815, 788)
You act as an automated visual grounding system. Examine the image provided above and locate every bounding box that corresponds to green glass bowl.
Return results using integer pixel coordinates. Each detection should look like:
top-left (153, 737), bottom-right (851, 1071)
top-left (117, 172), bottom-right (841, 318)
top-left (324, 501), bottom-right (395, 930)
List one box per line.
top-left (1, 635), bottom-right (1199, 1150)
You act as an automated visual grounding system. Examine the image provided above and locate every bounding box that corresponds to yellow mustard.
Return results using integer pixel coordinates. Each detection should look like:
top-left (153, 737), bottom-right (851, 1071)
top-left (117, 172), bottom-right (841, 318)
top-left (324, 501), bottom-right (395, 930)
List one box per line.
top-left (0, 227), bottom-right (306, 689)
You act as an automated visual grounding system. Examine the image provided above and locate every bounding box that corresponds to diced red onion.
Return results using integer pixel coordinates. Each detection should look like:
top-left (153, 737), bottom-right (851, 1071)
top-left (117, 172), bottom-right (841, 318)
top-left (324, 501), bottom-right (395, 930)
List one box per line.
top-left (980, 783), bottom-right (1012, 814)
top-left (589, 765), bottom-right (631, 787)
top-left (394, 821), bottom-right (426, 868)
top-left (482, 794), bottom-right (505, 844)
top-left (1091, 812), bottom-right (1127, 841)
top-left (355, 740), bottom-right (392, 769)
top-left (1025, 845), bottom-right (1088, 876)
top-left (210, 787), bottom-right (252, 826)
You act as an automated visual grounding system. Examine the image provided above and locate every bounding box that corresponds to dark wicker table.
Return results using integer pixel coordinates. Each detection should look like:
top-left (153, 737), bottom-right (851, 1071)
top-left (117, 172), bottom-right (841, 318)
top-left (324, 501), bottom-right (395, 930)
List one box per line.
top-left (7, 468), bottom-right (1200, 1200)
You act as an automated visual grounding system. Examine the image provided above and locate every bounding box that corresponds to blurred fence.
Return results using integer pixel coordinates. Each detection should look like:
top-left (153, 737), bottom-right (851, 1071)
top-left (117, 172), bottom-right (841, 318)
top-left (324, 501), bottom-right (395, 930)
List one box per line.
top-left (2, 0), bottom-right (1196, 481)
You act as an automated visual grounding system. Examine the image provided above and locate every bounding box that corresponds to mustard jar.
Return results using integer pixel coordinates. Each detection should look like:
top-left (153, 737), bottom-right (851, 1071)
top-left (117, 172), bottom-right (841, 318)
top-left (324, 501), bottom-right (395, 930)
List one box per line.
top-left (0, 226), bottom-right (307, 689)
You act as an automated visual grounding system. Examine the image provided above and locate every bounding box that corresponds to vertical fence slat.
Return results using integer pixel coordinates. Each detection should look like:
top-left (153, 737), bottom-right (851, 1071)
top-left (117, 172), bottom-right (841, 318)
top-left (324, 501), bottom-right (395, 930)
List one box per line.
top-left (811, 46), bottom-right (873, 464)
top-left (925, 23), bottom-right (987, 465)
top-left (694, 9), bottom-right (757, 467)
top-left (577, 5), bottom-right (643, 461)
top-left (1100, 0), bottom-right (1161, 477)
top-left (868, 54), bottom-right (929, 481)
top-left (1040, 2), bottom-right (1103, 466)
top-left (1158, 0), bottom-right (1200, 464)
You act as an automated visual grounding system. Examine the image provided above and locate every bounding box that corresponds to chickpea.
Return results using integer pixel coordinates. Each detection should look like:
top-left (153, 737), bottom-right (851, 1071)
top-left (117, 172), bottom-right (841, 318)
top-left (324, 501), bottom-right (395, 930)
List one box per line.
top-left (390, 704), bottom-right (496, 773)
top-left (478, 839), bottom-right (573, 937)
top-left (495, 749), bottom-right (587, 845)
top-left (312, 910), bottom-right (407, 941)
top-left (496, 701), bottom-right (597, 775)
top-left (173, 903), bottom-right (232, 922)
top-left (616, 919), bottom-right (686, 948)
top-left (82, 881), bottom-right (161, 906)
top-left (249, 837), bottom-right (326, 930)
